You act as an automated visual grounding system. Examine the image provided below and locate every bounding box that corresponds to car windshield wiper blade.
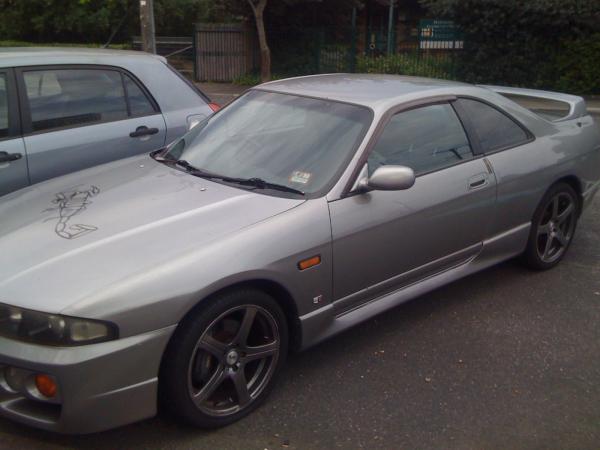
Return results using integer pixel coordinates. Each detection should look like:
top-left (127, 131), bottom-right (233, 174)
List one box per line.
top-left (228, 177), bottom-right (305, 196)
top-left (174, 160), bottom-right (304, 196)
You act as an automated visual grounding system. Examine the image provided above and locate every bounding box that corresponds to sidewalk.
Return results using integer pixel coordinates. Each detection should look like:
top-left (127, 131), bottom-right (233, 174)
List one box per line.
top-left (196, 82), bottom-right (248, 106)
top-left (196, 81), bottom-right (600, 116)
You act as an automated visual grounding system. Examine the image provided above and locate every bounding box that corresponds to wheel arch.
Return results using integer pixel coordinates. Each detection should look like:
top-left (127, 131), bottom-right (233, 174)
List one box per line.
top-left (551, 175), bottom-right (583, 214)
top-left (176, 278), bottom-right (303, 353)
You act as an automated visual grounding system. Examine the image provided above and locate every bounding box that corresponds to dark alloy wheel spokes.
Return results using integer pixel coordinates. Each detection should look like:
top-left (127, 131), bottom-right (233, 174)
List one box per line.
top-left (188, 305), bottom-right (280, 417)
top-left (536, 192), bottom-right (576, 263)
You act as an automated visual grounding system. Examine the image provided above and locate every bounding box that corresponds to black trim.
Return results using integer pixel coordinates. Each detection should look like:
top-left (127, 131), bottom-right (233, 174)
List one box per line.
top-left (0, 68), bottom-right (22, 141)
top-left (453, 96), bottom-right (535, 155)
top-left (14, 64), bottom-right (161, 136)
top-left (450, 99), bottom-right (483, 155)
top-left (121, 71), bottom-right (132, 116)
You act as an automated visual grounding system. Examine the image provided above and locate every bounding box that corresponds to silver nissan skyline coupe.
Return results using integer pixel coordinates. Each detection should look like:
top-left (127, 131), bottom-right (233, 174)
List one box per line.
top-left (0, 74), bottom-right (599, 434)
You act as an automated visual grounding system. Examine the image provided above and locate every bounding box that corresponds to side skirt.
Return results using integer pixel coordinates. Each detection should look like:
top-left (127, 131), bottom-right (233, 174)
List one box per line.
top-left (298, 223), bottom-right (531, 351)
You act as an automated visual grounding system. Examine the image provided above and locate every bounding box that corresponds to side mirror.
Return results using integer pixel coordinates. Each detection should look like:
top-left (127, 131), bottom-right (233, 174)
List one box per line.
top-left (358, 165), bottom-right (416, 192)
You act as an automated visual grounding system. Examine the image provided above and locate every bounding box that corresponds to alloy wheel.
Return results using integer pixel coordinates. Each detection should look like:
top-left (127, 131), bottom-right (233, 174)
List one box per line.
top-left (536, 192), bottom-right (576, 263)
top-left (187, 305), bottom-right (280, 417)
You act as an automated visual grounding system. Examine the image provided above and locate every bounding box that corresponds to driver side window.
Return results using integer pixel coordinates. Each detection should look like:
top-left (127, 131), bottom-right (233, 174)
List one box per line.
top-left (368, 103), bottom-right (473, 176)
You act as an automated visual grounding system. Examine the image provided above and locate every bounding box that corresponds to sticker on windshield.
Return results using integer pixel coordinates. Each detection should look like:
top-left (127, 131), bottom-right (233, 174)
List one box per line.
top-left (289, 171), bottom-right (311, 184)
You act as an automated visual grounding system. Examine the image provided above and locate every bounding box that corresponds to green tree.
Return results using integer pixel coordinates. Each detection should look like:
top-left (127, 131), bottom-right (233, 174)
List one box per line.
top-left (0, 0), bottom-right (137, 43)
top-left (418, 0), bottom-right (600, 92)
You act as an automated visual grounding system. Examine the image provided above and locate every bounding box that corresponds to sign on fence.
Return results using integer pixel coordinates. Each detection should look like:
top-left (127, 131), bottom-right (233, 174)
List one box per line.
top-left (419, 19), bottom-right (463, 50)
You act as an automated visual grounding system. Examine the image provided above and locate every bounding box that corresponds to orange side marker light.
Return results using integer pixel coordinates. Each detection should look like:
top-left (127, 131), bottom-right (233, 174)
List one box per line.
top-left (298, 255), bottom-right (321, 271)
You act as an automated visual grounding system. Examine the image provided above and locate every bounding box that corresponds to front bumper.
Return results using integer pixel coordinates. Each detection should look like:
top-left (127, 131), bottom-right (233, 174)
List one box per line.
top-left (0, 325), bottom-right (175, 434)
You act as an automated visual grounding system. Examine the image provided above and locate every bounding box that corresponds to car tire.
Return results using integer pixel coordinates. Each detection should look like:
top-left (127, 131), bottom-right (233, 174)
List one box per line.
top-left (159, 288), bottom-right (288, 428)
top-left (522, 182), bottom-right (579, 270)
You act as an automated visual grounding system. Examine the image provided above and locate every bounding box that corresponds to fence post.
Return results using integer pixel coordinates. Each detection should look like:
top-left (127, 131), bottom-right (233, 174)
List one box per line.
top-left (349, 7), bottom-right (357, 73)
top-left (192, 25), bottom-right (198, 82)
top-left (314, 30), bottom-right (323, 73)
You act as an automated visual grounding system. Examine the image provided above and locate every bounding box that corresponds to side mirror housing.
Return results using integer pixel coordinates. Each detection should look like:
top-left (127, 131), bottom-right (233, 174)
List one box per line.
top-left (358, 165), bottom-right (415, 192)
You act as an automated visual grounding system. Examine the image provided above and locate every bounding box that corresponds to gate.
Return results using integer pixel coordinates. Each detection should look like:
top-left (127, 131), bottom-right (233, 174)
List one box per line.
top-left (194, 23), bottom-right (257, 82)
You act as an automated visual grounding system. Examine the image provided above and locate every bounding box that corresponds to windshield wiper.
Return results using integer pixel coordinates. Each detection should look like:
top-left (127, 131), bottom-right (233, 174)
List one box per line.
top-left (174, 160), bottom-right (305, 196)
top-left (227, 177), bottom-right (305, 196)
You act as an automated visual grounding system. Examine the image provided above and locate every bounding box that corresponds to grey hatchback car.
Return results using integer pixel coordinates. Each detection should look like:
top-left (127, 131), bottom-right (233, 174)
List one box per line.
top-left (0, 74), bottom-right (599, 434)
top-left (0, 47), bottom-right (216, 196)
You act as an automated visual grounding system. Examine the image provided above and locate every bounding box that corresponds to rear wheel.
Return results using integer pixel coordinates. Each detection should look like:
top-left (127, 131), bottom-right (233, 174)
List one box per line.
top-left (523, 182), bottom-right (579, 270)
top-left (160, 289), bottom-right (288, 428)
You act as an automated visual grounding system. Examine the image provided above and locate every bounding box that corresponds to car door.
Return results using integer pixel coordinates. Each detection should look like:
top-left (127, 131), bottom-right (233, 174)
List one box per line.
top-left (17, 66), bottom-right (167, 185)
top-left (0, 69), bottom-right (28, 196)
top-left (329, 100), bottom-right (497, 313)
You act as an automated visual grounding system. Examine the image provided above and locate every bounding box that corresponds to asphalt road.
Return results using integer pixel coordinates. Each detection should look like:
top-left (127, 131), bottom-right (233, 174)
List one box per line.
top-left (1, 190), bottom-right (599, 450)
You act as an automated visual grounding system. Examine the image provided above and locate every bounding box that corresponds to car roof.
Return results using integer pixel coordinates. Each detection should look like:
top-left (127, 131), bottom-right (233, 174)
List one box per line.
top-left (0, 47), bottom-right (166, 68)
top-left (254, 73), bottom-right (472, 109)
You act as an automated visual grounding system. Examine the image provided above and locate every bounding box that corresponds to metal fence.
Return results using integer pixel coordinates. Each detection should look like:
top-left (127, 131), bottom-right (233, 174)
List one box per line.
top-left (268, 28), bottom-right (461, 80)
top-left (189, 24), bottom-right (462, 82)
top-left (194, 24), bottom-right (257, 82)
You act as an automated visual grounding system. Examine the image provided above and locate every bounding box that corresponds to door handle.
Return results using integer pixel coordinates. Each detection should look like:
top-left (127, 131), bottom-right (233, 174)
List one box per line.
top-left (468, 174), bottom-right (488, 190)
top-left (0, 151), bottom-right (23, 163)
top-left (129, 126), bottom-right (159, 138)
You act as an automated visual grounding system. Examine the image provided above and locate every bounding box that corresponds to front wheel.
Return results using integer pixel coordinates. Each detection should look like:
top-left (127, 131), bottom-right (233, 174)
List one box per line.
top-left (159, 289), bottom-right (288, 428)
top-left (523, 182), bottom-right (579, 270)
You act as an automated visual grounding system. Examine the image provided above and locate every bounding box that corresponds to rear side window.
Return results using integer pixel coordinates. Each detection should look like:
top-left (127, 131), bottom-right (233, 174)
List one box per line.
top-left (368, 103), bottom-right (473, 176)
top-left (457, 98), bottom-right (529, 152)
top-left (124, 74), bottom-right (155, 116)
top-left (0, 74), bottom-right (8, 138)
top-left (24, 69), bottom-right (128, 132)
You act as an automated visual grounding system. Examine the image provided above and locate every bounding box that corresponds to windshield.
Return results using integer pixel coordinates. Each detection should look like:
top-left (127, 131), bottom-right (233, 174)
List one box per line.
top-left (162, 90), bottom-right (372, 196)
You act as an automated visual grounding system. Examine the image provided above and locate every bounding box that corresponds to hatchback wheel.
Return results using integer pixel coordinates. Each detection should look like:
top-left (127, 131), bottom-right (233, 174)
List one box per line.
top-left (523, 182), bottom-right (579, 270)
top-left (160, 289), bottom-right (288, 428)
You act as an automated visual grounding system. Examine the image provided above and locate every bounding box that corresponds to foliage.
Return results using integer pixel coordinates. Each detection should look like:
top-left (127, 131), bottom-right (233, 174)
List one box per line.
top-left (555, 34), bottom-right (600, 95)
top-left (0, 40), bottom-right (131, 49)
top-left (418, 0), bottom-right (600, 94)
top-left (357, 52), bottom-right (455, 80)
top-left (0, 0), bottom-right (136, 43)
top-left (0, 0), bottom-right (229, 44)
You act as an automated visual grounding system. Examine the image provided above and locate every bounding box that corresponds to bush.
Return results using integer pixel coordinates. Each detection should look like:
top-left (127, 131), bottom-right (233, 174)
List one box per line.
top-left (418, 0), bottom-right (600, 94)
top-left (0, 40), bottom-right (131, 50)
top-left (555, 35), bottom-right (600, 95)
top-left (356, 52), bottom-right (456, 80)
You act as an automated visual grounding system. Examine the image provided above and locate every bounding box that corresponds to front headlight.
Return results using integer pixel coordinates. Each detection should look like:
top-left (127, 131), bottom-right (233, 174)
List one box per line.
top-left (0, 303), bottom-right (118, 346)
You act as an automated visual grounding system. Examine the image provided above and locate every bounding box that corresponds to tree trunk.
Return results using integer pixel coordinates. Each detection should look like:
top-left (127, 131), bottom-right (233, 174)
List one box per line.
top-left (248, 0), bottom-right (271, 82)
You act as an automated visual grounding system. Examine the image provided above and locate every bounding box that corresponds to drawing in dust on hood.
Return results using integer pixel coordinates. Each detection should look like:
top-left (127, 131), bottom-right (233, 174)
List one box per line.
top-left (43, 185), bottom-right (100, 239)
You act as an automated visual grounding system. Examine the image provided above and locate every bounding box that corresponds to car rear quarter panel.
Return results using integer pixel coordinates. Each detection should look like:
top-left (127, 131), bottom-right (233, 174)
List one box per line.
top-left (484, 112), bottom-right (600, 237)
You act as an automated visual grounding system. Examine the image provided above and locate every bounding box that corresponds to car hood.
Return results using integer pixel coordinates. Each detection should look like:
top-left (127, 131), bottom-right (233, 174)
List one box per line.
top-left (0, 155), bottom-right (304, 314)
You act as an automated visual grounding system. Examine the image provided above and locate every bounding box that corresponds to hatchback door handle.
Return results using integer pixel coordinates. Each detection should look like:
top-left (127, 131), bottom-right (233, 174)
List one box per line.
top-left (0, 151), bottom-right (23, 163)
top-left (129, 126), bottom-right (159, 138)
top-left (468, 174), bottom-right (488, 190)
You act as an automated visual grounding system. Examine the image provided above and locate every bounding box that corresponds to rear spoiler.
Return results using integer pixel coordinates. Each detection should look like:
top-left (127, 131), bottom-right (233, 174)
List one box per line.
top-left (478, 85), bottom-right (587, 122)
